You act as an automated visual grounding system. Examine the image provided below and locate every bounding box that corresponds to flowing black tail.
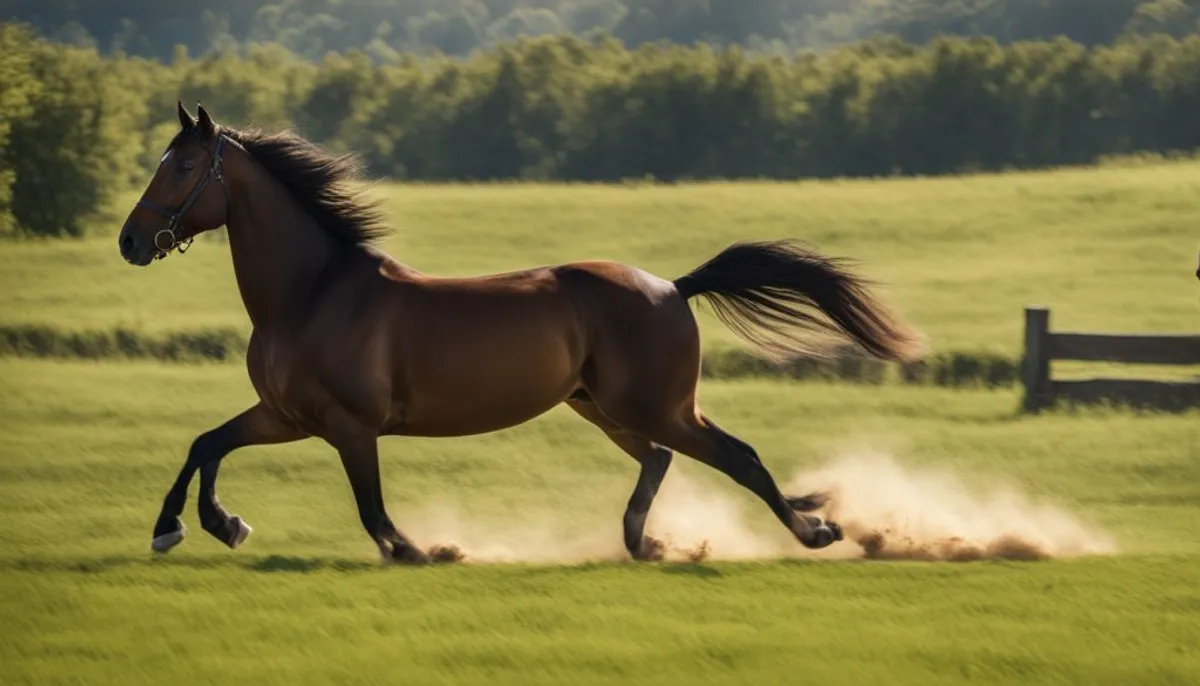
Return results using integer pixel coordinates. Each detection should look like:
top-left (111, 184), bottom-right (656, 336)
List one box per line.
top-left (674, 240), bottom-right (924, 362)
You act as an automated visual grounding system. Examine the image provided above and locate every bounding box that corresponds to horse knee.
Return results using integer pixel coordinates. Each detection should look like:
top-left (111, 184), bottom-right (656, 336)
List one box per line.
top-left (187, 429), bottom-right (234, 470)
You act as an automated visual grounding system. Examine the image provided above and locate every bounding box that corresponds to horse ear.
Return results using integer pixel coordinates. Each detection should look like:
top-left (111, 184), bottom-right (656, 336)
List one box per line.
top-left (196, 103), bottom-right (216, 138)
top-left (177, 100), bottom-right (196, 131)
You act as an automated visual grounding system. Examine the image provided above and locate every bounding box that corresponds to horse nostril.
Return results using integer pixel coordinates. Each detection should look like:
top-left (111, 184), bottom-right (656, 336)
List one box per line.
top-left (119, 232), bottom-right (134, 257)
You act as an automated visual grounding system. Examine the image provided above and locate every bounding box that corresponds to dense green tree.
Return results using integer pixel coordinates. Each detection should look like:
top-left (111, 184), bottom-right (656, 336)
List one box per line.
top-left (10, 0), bottom-right (1198, 61)
top-left (4, 23), bottom-right (1200, 238)
top-left (2, 30), bottom-right (146, 237)
top-left (0, 25), bottom-right (44, 235)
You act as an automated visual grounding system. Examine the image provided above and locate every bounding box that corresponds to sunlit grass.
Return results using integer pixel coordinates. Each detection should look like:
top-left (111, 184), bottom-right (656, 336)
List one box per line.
top-left (3, 161), bottom-right (1199, 684)
top-left (1, 359), bottom-right (1198, 684)
top-left (3, 161), bottom-right (1198, 359)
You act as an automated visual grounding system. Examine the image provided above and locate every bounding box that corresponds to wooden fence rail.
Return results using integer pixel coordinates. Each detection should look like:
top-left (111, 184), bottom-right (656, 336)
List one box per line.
top-left (1021, 306), bottom-right (1200, 412)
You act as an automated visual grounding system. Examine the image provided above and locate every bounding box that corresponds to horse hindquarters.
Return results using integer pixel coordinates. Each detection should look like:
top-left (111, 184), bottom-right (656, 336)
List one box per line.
top-left (569, 263), bottom-right (844, 554)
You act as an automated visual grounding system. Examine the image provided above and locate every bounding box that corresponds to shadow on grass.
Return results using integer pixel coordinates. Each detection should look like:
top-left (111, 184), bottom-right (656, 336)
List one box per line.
top-left (248, 554), bottom-right (379, 573)
top-left (0, 553), bottom-right (855, 577)
top-left (1, 553), bottom-right (379, 575)
top-left (660, 563), bottom-right (723, 579)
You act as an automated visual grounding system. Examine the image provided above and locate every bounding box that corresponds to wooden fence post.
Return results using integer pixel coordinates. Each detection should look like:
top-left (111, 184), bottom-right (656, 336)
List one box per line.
top-left (1022, 306), bottom-right (1050, 412)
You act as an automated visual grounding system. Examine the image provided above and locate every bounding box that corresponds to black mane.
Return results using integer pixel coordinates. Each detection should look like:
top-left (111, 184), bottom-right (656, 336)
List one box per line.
top-left (176, 125), bottom-right (392, 246)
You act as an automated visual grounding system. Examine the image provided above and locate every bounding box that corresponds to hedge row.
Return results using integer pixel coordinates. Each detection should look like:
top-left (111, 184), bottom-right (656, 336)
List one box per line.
top-left (0, 324), bottom-right (1021, 388)
top-left (0, 325), bottom-right (247, 363)
top-left (701, 347), bottom-right (1020, 388)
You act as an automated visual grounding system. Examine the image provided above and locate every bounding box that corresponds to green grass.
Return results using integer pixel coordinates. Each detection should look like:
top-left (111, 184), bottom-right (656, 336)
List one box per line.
top-left (3, 162), bottom-right (1200, 684)
top-left (3, 160), bottom-right (1199, 357)
top-left (1, 360), bottom-right (1198, 684)
top-left (5, 556), bottom-right (1197, 685)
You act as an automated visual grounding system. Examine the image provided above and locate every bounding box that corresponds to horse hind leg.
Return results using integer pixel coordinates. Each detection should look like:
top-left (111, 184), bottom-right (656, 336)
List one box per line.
top-left (568, 399), bottom-right (672, 561)
top-left (714, 427), bottom-right (832, 514)
top-left (610, 405), bottom-right (843, 551)
top-left (579, 281), bottom-right (839, 551)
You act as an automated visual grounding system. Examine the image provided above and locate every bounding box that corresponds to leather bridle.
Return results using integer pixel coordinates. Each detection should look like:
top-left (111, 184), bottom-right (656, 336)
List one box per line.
top-left (136, 134), bottom-right (230, 260)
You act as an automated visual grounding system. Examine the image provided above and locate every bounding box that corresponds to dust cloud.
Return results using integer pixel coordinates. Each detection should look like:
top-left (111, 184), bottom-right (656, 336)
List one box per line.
top-left (402, 449), bottom-right (1116, 565)
top-left (402, 467), bottom-right (799, 565)
top-left (783, 449), bottom-right (1118, 561)
top-left (404, 503), bottom-right (627, 565)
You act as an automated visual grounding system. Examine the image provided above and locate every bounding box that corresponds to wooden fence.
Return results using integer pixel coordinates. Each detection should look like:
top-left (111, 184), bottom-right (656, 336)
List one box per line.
top-left (1021, 306), bottom-right (1200, 412)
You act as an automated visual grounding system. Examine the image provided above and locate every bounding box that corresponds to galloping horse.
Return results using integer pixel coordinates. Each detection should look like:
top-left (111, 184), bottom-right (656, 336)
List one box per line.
top-left (118, 103), bottom-right (923, 563)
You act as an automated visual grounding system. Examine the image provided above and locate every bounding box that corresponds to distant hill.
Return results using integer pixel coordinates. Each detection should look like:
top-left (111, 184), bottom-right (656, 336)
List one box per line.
top-left (7, 0), bottom-right (1198, 61)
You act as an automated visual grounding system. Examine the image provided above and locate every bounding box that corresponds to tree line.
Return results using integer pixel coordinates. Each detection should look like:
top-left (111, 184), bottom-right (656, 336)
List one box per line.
top-left (9, 0), bottom-right (1199, 60)
top-left (2, 22), bottom-right (1199, 237)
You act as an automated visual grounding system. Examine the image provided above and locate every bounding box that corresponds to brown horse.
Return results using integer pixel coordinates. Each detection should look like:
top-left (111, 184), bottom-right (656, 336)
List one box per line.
top-left (117, 102), bottom-right (923, 564)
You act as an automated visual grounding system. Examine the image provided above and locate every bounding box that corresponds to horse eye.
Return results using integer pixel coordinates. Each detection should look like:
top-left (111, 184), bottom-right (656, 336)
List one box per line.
top-left (179, 160), bottom-right (195, 173)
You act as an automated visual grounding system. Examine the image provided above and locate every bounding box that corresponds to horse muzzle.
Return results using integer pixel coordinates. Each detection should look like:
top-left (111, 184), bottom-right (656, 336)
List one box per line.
top-left (117, 226), bottom-right (159, 267)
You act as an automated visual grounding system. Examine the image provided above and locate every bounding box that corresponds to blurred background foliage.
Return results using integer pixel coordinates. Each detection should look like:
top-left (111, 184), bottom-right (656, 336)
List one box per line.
top-left (2, 1), bottom-right (1199, 237)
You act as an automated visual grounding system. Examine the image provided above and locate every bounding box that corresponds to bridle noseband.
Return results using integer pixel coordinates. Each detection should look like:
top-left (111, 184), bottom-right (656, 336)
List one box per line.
top-left (136, 134), bottom-right (230, 260)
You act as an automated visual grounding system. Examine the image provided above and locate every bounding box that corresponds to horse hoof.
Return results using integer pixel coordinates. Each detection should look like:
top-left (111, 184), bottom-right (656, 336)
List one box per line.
top-left (388, 543), bottom-right (431, 566)
top-left (151, 523), bottom-right (187, 554)
top-left (633, 536), bottom-right (666, 562)
top-left (227, 516), bottom-right (252, 550)
top-left (827, 520), bottom-right (844, 542)
top-left (802, 521), bottom-right (842, 549)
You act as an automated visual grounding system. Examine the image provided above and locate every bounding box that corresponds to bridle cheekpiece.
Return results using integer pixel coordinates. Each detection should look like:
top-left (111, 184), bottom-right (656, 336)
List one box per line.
top-left (136, 134), bottom-right (230, 260)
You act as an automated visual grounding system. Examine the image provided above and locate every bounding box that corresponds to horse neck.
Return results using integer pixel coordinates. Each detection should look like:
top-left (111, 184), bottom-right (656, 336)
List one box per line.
top-left (223, 150), bottom-right (337, 331)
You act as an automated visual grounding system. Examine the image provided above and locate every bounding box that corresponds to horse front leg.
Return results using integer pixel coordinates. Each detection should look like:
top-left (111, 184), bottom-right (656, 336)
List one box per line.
top-left (324, 415), bottom-right (429, 565)
top-left (152, 403), bottom-right (306, 553)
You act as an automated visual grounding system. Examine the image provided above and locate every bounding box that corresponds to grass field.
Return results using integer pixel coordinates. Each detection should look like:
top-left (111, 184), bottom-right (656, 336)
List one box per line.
top-left (1, 361), bottom-right (1198, 685)
top-left (2, 161), bottom-right (1199, 684)
top-left (3, 159), bottom-right (1199, 355)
